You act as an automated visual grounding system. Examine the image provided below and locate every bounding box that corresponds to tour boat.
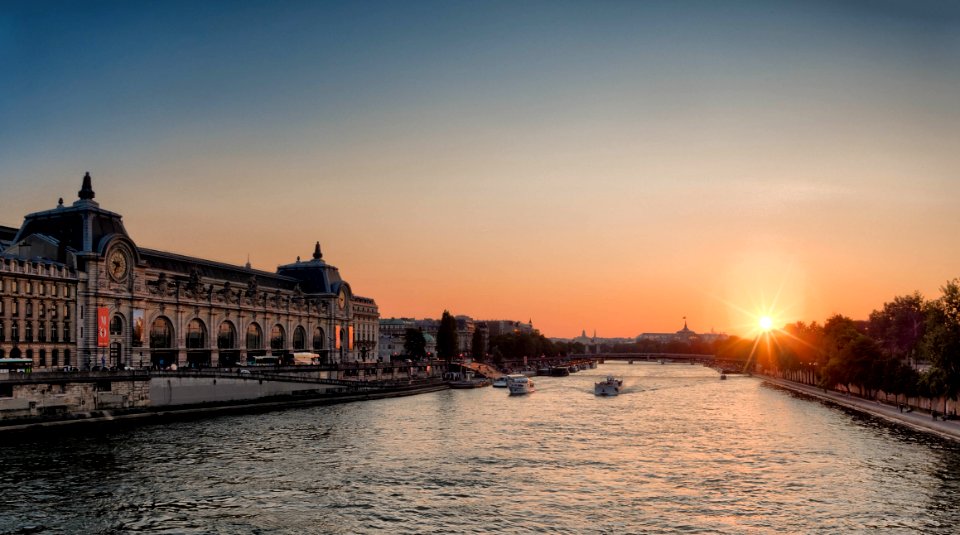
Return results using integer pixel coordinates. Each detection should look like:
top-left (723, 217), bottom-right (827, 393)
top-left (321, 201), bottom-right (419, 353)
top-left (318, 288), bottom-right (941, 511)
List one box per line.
top-left (507, 374), bottom-right (535, 395)
top-left (491, 376), bottom-right (509, 388)
top-left (594, 375), bottom-right (623, 396)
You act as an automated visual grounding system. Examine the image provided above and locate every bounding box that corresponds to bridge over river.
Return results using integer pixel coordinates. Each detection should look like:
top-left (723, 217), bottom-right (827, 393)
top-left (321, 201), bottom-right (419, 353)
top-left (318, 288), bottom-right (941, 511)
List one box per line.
top-left (569, 353), bottom-right (751, 375)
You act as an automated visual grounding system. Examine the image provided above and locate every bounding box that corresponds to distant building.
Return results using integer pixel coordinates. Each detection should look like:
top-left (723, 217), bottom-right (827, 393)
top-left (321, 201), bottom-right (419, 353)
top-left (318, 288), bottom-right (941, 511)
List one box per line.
top-left (637, 320), bottom-right (727, 345)
top-left (377, 318), bottom-right (417, 361)
top-left (379, 315), bottom-right (529, 360)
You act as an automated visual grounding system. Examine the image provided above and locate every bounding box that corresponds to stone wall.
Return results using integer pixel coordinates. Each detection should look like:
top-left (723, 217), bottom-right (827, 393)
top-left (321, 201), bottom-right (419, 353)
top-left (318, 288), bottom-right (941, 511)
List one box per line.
top-left (0, 378), bottom-right (150, 418)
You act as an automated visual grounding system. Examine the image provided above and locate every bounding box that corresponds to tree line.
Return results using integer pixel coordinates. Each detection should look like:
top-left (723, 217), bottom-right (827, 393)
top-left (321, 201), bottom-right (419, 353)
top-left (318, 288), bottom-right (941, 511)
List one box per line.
top-left (717, 279), bottom-right (960, 416)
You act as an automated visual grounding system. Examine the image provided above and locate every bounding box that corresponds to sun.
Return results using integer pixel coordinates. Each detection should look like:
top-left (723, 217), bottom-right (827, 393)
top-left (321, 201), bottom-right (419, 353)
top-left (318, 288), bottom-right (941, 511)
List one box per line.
top-left (759, 316), bottom-right (774, 332)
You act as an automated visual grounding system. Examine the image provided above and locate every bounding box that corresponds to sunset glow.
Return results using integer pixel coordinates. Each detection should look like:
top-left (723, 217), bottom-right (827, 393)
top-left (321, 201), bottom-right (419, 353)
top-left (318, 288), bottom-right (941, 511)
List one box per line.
top-left (759, 316), bottom-right (774, 332)
top-left (3, 1), bottom-right (959, 338)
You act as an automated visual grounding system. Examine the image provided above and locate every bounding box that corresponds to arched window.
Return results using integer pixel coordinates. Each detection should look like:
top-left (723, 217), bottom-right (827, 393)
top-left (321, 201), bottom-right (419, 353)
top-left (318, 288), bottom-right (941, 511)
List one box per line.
top-left (270, 324), bottom-right (285, 350)
top-left (246, 323), bottom-right (263, 350)
top-left (39, 349), bottom-right (46, 367)
top-left (149, 317), bottom-right (174, 348)
top-left (10, 347), bottom-right (21, 359)
top-left (312, 327), bottom-right (325, 351)
top-left (186, 319), bottom-right (207, 349)
top-left (293, 326), bottom-right (306, 351)
top-left (218, 321), bottom-right (236, 350)
top-left (110, 315), bottom-right (124, 336)
top-left (26, 349), bottom-right (33, 363)
top-left (52, 349), bottom-right (59, 367)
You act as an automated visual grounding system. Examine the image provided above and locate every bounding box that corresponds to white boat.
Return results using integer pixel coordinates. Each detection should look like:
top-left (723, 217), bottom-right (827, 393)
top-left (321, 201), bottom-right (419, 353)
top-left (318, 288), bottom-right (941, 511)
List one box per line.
top-left (491, 376), bottom-right (509, 388)
top-left (507, 374), bottom-right (535, 395)
top-left (594, 375), bottom-right (623, 396)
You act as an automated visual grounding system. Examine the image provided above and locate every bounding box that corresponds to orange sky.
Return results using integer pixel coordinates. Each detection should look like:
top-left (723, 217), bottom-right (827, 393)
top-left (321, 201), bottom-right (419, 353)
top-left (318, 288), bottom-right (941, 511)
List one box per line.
top-left (3, 2), bottom-right (959, 338)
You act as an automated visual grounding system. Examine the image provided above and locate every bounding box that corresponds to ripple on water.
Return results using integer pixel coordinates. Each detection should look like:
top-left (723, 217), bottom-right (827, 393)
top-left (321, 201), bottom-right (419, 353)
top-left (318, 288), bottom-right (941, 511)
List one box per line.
top-left (2, 364), bottom-right (960, 533)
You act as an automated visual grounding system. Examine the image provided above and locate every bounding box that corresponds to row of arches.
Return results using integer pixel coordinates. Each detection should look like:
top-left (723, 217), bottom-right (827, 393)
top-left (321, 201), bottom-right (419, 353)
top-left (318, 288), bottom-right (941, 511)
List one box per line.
top-left (140, 316), bottom-right (330, 352)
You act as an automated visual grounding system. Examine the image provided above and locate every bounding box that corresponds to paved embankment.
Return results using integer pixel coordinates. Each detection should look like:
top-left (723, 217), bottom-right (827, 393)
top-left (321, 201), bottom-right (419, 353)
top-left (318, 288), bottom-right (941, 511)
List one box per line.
top-left (0, 383), bottom-right (449, 435)
top-left (762, 376), bottom-right (960, 443)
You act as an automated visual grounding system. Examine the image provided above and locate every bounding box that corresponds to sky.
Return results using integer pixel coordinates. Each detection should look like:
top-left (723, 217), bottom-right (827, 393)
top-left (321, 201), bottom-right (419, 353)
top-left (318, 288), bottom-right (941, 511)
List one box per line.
top-left (2, 0), bottom-right (959, 338)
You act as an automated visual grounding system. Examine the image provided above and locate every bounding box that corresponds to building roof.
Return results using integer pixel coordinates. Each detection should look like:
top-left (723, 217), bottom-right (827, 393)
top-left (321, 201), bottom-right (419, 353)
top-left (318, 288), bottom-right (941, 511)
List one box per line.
top-left (276, 241), bottom-right (345, 294)
top-left (138, 248), bottom-right (303, 292)
top-left (12, 173), bottom-right (129, 256)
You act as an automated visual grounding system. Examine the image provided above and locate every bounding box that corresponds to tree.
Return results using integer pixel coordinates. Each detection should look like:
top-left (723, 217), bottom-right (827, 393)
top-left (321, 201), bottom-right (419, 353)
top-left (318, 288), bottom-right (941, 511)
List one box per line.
top-left (869, 292), bottom-right (926, 367)
top-left (471, 329), bottom-right (485, 361)
top-left (436, 310), bottom-right (459, 364)
top-left (403, 328), bottom-right (427, 361)
top-left (920, 279), bottom-right (960, 415)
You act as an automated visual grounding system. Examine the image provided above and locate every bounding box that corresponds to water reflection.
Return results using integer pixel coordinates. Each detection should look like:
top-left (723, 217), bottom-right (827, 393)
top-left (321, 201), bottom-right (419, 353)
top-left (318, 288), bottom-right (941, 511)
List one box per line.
top-left (1, 362), bottom-right (959, 533)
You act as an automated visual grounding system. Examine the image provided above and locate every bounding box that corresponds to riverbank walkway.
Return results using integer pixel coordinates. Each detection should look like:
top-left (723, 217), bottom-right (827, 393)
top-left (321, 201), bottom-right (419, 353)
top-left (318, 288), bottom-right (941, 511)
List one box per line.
top-left (762, 376), bottom-right (960, 443)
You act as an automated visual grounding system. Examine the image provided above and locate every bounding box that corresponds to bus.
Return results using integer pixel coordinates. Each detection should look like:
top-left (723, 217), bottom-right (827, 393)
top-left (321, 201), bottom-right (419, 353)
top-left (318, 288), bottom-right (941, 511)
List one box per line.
top-left (0, 358), bottom-right (33, 373)
top-left (292, 352), bottom-right (320, 366)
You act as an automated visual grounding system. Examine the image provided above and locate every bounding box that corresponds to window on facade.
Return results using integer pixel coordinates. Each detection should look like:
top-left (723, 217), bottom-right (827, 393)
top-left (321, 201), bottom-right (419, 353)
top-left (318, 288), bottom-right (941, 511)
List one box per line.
top-left (38, 304), bottom-right (45, 318)
top-left (39, 349), bottom-right (46, 367)
top-left (38, 320), bottom-right (46, 342)
top-left (0, 300), bottom-right (4, 316)
top-left (270, 324), bottom-right (285, 351)
top-left (312, 327), bottom-right (325, 351)
top-left (0, 320), bottom-right (4, 342)
top-left (63, 322), bottom-right (70, 343)
top-left (293, 326), bottom-right (306, 351)
top-left (50, 304), bottom-right (57, 319)
top-left (26, 302), bottom-right (32, 317)
top-left (218, 321), bottom-right (236, 350)
top-left (65, 305), bottom-right (70, 319)
top-left (149, 317), bottom-right (174, 349)
top-left (25, 282), bottom-right (32, 295)
top-left (25, 322), bottom-right (33, 342)
top-left (110, 315), bottom-right (123, 336)
top-left (186, 319), bottom-right (206, 349)
top-left (0, 349), bottom-right (4, 359)
top-left (11, 321), bottom-right (19, 342)
top-left (64, 349), bottom-right (71, 366)
top-left (39, 283), bottom-right (45, 296)
top-left (51, 322), bottom-right (58, 342)
top-left (12, 301), bottom-right (18, 317)
top-left (246, 323), bottom-right (263, 350)
top-left (52, 349), bottom-right (59, 367)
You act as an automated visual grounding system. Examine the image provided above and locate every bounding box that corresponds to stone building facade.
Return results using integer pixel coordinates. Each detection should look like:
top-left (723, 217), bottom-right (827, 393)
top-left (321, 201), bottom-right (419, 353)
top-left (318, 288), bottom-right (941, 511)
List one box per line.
top-left (0, 257), bottom-right (78, 367)
top-left (0, 173), bottom-right (378, 370)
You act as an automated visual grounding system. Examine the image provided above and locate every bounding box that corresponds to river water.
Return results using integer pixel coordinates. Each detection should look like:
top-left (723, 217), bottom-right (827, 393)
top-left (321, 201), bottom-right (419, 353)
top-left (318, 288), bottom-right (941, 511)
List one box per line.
top-left (2, 362), bottom-right (959, 534)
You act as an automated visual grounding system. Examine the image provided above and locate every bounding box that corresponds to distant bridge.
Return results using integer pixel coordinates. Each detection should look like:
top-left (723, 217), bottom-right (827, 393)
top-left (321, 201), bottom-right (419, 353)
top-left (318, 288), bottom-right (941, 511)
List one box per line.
top-left (569, 353), bottom-right (751, 374)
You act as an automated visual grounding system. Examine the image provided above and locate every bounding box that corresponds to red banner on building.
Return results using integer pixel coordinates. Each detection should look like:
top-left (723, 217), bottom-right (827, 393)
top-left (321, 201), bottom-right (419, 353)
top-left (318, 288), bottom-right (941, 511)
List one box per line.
top-left (97, 307), bottom-right (110, 347)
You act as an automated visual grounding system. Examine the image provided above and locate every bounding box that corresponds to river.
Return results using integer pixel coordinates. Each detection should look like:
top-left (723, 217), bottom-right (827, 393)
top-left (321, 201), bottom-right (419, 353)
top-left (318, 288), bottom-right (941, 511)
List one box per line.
top-left (2, 362), bottom-right (959, 534)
